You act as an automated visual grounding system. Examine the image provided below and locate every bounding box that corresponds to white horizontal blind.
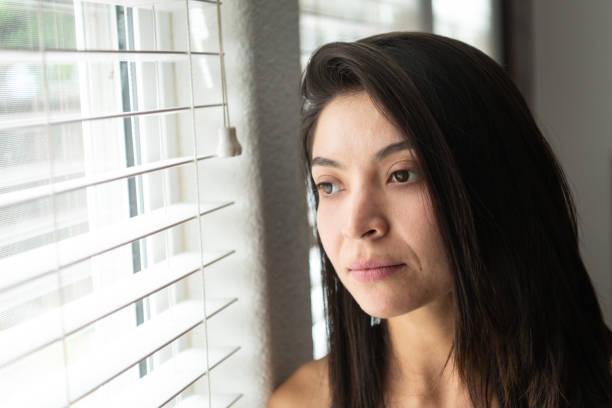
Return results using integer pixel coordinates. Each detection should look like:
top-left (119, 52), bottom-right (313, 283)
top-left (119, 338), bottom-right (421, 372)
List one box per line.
top-left (0, 0), bottom-right (241, 407)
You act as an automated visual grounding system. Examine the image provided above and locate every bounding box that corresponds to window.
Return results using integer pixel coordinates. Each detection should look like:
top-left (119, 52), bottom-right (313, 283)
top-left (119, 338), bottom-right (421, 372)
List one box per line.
top-left (432, 0), bottom-right (502, 61)
top-left (0, 1), bottom-right (241, 406)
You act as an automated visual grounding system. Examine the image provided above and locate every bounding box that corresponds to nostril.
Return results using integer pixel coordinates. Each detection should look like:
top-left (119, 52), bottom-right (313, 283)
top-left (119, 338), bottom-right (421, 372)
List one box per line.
top-left (363, 229), bottom-right (377, 237)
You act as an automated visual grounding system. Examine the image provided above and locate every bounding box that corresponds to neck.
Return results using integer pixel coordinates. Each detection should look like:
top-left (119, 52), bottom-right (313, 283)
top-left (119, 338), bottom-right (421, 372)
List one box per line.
top-left (384, 291), bottom-right (470, 406)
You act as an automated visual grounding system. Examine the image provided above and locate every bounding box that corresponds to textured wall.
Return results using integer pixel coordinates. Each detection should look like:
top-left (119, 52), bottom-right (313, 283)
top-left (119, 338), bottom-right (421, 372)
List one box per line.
top-left (215, 0), bottom-right (313, 406)
top-left (533, 0), bottom-right (612, 326)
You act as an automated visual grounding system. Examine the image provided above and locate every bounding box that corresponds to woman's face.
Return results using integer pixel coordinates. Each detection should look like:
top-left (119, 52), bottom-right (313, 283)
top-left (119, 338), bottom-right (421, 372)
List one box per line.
top-left (311, 91), bottom-right (453, 318)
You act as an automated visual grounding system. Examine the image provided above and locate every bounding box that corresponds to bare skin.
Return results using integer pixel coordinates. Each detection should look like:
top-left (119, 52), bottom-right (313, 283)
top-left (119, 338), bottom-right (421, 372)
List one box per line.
top-left (267, 348), bottom-right (470, 408)
top-left (267, 356), bottom-right (330, 408)
top-left (383, 292), bottom-right (478, 408)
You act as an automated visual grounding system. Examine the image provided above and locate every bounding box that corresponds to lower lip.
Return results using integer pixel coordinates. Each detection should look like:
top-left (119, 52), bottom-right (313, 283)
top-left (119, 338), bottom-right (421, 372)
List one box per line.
top-left (350, 264), bottom-right (404, 282)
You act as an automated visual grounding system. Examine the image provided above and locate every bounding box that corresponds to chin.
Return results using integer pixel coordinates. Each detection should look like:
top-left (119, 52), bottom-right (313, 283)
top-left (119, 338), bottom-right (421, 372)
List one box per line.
top-left (354, 293), bottom-right (416, 319)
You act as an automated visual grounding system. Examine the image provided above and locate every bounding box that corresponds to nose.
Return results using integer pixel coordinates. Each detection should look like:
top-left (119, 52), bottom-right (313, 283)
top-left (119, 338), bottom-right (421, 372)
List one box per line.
top-left (341, 186), bottom-right (389, 240)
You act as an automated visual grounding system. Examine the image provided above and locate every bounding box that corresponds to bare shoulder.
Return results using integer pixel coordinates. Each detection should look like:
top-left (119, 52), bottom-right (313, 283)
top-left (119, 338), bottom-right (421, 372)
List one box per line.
top-left (267, 355), bottom-right (330, 408)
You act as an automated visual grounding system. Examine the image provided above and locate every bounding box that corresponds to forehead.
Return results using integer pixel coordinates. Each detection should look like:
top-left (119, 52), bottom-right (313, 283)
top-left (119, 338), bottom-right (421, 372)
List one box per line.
top-left (311, 91), bottom-right (405, 158)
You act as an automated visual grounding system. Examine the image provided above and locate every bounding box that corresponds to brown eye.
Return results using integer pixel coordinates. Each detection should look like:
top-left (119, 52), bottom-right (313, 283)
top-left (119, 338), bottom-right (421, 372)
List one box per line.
top-left (390, 170), bottom-right (416, 183)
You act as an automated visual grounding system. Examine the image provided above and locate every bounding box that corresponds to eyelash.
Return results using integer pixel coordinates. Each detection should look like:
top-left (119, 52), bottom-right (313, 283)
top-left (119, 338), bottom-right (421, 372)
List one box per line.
top-left (315, 169), bottom-right (418, 196)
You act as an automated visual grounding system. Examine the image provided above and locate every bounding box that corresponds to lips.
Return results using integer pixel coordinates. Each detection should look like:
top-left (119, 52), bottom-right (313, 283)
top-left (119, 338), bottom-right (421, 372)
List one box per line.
top-left (348, 259), bottom-right (405, 282)
top-left (348, 259), bottom-right (403, 270)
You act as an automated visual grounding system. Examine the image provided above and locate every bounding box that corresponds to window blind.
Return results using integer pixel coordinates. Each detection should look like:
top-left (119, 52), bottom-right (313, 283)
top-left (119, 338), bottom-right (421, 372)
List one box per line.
top-left (0, 0), bottom-right (241, 407)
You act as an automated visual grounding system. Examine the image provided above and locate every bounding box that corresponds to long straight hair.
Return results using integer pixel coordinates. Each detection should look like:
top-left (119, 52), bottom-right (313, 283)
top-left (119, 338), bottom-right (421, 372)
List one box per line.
top-left (300, 32), bottom-right (612, 408)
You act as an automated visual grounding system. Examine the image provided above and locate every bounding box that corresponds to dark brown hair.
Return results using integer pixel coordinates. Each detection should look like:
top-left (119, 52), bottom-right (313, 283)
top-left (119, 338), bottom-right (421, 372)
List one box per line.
top-left (301, 32), bottom-right (612, 408)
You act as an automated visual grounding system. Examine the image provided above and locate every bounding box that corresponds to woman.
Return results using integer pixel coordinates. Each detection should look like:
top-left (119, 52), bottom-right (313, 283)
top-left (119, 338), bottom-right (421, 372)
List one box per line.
top-left (269, 32), bottom-right (612, 407)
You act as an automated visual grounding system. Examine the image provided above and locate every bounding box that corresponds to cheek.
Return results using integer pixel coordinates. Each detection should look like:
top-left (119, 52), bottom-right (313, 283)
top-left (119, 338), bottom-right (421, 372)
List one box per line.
top-left (396, 193), bottom-right (450, 276)
top-left (417, 219), bottom-right (452, 289)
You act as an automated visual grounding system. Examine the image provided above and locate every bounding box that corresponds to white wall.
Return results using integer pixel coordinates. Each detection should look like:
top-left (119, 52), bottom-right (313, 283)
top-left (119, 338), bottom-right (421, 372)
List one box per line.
top-left (533, 0), bottom-right (612, 326)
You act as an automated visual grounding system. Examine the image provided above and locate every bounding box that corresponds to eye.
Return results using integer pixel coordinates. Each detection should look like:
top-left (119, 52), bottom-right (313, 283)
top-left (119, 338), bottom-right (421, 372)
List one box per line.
top-left (316, 181), bottom-right (342, 196)
top-left (389, 169), bottom-right (418, 183)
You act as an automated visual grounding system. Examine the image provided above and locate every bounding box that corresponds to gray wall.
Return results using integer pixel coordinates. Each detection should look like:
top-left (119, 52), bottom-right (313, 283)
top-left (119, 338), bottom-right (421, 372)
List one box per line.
top-left (216, 0), bottom-right (313, 406)
top-left (533, 0), bottom-right (612, 326)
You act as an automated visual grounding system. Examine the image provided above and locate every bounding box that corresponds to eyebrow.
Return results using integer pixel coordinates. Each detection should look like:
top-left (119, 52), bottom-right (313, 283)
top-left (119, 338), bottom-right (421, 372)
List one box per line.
top-left (311, 140), bottom-right (413, 169)
top-left (375, 140), bottom-right (413, 161)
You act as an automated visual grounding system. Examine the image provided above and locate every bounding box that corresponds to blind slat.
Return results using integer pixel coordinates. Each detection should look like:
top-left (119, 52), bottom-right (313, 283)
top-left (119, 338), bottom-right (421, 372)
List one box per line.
top-left (0, 250), bottom-right (235, 368)
top-left (60, 0), bottom-right (220, 8)
top-left (0, 201), bottom-right (233, 294)
top-left (0, 154), bottom-right (215, 209)
top-left (176, 394), bottom-right (243, 408)
top-left (2, 326), bottom-right (239, 408)
top-left (68, 299), bottom-right (229, 403)
top-left (78, 347), bottom-right (240, 408)
top-left (0, 48), bottom-right (220, 64)
top-left (0, 103), bottom-right (225, 132)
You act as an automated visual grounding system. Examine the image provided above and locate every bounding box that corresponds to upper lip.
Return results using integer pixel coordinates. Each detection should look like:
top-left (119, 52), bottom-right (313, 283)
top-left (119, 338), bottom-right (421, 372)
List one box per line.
top-left (348, 258), bottom-right (404, 270)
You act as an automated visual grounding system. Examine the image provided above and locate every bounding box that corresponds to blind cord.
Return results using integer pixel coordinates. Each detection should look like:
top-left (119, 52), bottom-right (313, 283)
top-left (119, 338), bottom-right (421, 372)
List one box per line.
top-left (185, 2), bottom-right (214, 407)
top-left (215, 0), bottom-right (242, 158)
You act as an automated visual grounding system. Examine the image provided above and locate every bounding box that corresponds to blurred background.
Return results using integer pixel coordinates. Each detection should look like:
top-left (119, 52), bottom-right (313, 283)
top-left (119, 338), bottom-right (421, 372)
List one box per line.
top-left (0, 1), bottom-right (610, 407)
